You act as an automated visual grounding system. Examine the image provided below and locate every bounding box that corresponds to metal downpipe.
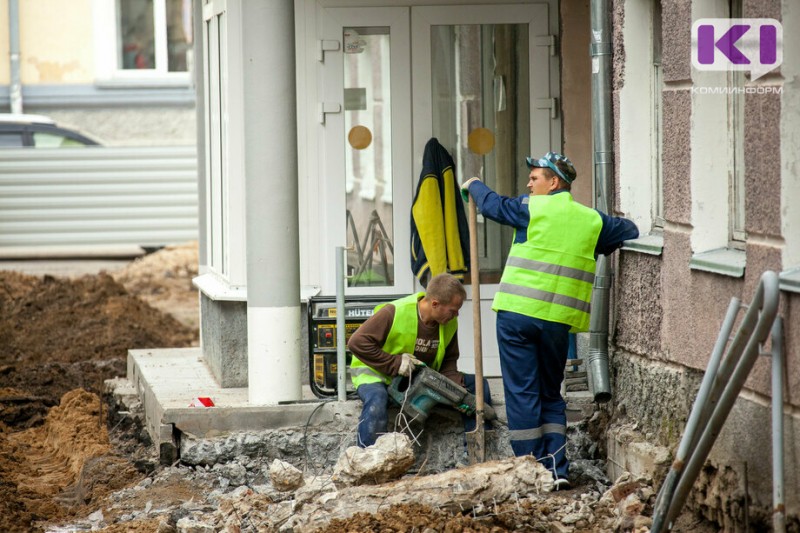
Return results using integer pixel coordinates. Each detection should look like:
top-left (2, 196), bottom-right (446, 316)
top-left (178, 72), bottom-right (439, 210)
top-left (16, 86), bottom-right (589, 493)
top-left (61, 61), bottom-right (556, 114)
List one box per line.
top-left (9, 0), bottom-right (23, 114)
top-left (588, 0), bottom-right (614, 403)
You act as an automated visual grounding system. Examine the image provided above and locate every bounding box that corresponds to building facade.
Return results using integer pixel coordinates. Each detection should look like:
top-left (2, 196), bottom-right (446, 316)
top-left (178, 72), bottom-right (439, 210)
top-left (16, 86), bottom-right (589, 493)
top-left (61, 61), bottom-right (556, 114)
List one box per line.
top-left (0, 0), bottom-right (196, 146)
top-left (611, 0), bottom-right (799, 527)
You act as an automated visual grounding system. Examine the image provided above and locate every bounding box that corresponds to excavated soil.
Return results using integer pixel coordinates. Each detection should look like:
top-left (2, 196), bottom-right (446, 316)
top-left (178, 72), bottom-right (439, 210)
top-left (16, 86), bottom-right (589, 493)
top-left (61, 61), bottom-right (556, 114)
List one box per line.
top-left (0, 242), bottom-right (731, 533)
top-left (0, 243), bottom-right (200, 532)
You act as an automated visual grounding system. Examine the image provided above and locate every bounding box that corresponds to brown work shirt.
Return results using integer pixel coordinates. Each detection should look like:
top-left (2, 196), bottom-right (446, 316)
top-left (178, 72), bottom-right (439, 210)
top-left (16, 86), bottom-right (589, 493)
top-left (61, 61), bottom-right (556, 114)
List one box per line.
top-left (347, 303), bottom-right (463, 385)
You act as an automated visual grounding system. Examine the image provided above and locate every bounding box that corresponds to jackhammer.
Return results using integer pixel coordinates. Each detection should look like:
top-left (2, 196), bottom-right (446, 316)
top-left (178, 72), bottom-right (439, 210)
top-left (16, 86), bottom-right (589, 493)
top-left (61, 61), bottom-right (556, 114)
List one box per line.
top-left (387, 366), bottom-right (498, 424)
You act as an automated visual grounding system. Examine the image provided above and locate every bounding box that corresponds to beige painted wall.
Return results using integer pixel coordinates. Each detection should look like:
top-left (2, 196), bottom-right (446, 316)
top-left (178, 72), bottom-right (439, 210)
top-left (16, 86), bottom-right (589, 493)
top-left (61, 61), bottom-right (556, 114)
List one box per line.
top-left (0, 0), bottom-right (94, 85)
top-left (21, 0), bottom-right (94, 83)
top-left (560, 0), bottom-right (593, 208)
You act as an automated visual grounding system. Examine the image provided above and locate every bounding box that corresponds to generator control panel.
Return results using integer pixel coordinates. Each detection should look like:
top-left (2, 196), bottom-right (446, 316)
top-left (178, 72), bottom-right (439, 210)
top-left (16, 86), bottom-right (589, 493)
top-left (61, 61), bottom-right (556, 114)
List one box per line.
top-left (307, 295), bottom-right (397, 398)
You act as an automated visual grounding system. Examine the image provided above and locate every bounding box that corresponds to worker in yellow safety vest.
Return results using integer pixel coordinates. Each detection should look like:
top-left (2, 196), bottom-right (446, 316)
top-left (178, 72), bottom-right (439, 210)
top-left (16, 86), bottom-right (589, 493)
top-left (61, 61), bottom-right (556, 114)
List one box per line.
top-left (461, 152), bottom-right (638, 490)
top-left (348, 273), bottom-right (491, 450)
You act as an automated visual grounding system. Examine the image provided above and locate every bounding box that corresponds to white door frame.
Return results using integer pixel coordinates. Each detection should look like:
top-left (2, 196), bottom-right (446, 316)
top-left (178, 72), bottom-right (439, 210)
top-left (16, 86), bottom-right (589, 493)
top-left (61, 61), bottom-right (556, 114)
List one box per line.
top-left (409, 3), bottom-right (558, 375)
top-left (318, 7), bottom-right (414, 297)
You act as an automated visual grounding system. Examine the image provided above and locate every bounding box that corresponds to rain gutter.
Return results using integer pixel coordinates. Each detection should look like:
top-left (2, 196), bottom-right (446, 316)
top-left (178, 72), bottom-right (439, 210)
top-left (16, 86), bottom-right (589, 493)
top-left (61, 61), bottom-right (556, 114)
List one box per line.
top-left (588, 0), bottom-right (613, 403)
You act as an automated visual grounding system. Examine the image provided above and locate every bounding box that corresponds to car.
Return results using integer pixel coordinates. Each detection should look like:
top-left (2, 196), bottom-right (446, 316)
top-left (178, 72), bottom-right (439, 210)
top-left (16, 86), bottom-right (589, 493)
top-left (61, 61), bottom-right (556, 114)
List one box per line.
top-left (0, 114), bottom-right (101, 148)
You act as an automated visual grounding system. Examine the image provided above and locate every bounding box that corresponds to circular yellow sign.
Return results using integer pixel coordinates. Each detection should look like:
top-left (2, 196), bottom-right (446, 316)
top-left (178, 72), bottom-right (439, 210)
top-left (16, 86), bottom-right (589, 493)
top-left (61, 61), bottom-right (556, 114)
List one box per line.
top-left (467, 128), bottom-right (495, 155)
top-left (348, 125), bottom-right (373, 150)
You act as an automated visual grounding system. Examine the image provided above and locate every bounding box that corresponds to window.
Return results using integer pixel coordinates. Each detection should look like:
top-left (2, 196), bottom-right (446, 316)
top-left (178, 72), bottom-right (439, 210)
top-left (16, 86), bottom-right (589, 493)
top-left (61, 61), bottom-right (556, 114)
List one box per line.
top-left (617, 0), bottom-right (664, 254)
top-left (430, 23), bottom-right (531, 283)
top-left (118, 0), bottom-right (193, 73)
top-left (93, 0), bottom-right (193, 82)
top-left (729, 0), bottom-right (746, 247)
top-left (32, 132), bottom-right (89, 148)
top-left (0, 133), bottom-right (24, 148)
top-left (687, 0), bottom-right (747, 276)
top-left (342, 27), bottom-right (395, 288)
top-left (652, 0), bottom-right (664, 230)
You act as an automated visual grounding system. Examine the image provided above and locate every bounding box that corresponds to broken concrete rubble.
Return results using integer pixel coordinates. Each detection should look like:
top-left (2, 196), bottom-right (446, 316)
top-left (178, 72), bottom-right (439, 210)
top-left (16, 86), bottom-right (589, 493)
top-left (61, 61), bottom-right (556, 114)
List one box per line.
top-left (151, 458), bottom-right (658, 532)
top-left (44, 421), bottom-right (692, 533)
top-left (332, 432), bottom-right (416, 486)
top-left (269, 458), bottom-right (305, 491)
top-left (288, 455), bottom-right (557, 530)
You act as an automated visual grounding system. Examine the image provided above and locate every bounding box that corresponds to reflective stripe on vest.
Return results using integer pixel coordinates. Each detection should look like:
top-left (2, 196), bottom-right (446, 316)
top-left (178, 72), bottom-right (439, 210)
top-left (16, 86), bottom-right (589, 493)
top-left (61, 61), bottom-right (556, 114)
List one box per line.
top-left (492, 193), bottom-right (602, 332)
top-left (350, 292), bottom-right (458, 388)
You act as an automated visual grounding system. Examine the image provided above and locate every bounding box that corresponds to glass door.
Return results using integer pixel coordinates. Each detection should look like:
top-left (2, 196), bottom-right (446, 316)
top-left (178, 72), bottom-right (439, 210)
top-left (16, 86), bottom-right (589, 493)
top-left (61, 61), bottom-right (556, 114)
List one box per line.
top-left (320, 8), bottom-right (412, 296)
top-left (317, 4), bottom-right (558, 319)
top-left (411, 4), bottom-right (558, 375)
top-left (413, 4), bottom-right (556, 287)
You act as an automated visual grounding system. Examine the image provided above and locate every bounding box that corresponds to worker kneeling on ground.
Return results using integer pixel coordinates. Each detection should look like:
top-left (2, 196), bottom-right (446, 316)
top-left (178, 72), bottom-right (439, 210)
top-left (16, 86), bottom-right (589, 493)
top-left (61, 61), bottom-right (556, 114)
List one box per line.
top-left (348, 273), bottom-right (491, 448)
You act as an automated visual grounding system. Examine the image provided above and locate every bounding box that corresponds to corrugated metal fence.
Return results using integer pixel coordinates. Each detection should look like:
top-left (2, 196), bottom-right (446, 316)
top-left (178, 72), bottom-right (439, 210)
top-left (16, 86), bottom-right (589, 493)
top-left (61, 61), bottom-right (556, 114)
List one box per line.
top-left (0, 146), bottom-right (198, 256)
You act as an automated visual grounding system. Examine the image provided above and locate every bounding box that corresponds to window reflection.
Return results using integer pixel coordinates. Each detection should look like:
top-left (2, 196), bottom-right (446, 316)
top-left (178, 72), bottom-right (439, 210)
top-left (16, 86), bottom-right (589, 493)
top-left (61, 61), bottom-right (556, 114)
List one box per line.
top-left (119, 0), bottom-right (155, 69)
top-left (431, 24), bottom-right (530, 283)
top-left (118, 0), bottom-right (192, 72)
top-left (167, 0), bottom-right (193, 72)
top-left (343, 27), bottom-right (394, 287)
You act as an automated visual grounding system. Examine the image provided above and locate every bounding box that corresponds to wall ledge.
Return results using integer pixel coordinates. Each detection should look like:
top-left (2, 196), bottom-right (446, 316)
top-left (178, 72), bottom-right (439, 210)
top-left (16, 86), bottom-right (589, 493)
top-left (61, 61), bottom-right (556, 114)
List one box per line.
top-left (779, 268), bottom-right (800, 294)
top-left (690, 248), bottom-right (746, 278)
top-left (621, 233), bottom-right (664, 256)
top-left (193, 273), bottom-right (247, 302)
top-left (193, 272), bottom-right (321, 302)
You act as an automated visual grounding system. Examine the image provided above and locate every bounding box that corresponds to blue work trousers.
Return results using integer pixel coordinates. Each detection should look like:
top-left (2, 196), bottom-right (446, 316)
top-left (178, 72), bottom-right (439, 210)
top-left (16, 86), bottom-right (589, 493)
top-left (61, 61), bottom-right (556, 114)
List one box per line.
top-left (356, 373), bottom-right (491, 448)
top-left (496, 310), bottom-right (570, 480)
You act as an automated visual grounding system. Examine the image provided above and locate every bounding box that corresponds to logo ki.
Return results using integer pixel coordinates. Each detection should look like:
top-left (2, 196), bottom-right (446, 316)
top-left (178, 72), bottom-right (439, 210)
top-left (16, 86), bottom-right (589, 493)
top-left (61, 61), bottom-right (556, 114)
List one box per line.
top-left (692, 18), bottom-right (782, 80)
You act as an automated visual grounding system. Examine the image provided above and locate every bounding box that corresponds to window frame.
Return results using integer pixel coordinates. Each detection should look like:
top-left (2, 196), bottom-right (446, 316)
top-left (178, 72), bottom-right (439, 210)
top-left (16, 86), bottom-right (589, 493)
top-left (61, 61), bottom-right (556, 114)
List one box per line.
top-left (617, 0), bottom-right (664, 255)
top-left (728, 0), bottom-right (746, 248)
top-left (92, 0), bottom-right (192, 86)
top-left (651, 0), bottom-right (664, 231)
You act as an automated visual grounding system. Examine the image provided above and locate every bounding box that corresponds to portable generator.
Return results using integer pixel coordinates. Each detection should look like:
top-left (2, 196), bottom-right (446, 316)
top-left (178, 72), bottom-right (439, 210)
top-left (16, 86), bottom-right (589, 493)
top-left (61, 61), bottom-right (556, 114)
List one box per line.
top-left (306, 295), bottom-right (396, 398)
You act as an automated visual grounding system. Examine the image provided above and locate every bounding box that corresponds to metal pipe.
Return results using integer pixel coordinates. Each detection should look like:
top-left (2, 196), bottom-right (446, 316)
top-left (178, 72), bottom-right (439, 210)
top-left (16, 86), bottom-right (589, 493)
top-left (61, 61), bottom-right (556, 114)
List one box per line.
top-left (9, 0), bottom-right (23, 114)
top-left (588, 0), bottom-right (614, 403)
top-left (703, 297), bottom-right (766, 425)
top-left (336, 246), bottom-right (347, 402)
top-left (771, 317), bottom-right (785, 533)
top-left (685, 298), bottom-right (742, 452)
top-left (651, 297), bottom-right (741, 532)
top-left (587, 256), bottom-right (612, 402)
top-left (664, 271), bottom-right (780, 528)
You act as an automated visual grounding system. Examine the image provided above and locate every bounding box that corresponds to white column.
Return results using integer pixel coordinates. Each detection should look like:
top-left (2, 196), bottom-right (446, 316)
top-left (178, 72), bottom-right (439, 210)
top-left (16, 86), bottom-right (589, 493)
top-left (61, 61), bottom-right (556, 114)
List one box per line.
top-left (241, 0), bottom-right (301, 404)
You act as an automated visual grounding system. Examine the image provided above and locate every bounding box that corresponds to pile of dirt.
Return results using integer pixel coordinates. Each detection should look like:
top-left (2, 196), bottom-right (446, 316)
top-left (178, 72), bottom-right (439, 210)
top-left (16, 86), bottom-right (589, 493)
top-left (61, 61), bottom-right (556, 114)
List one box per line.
top-left (111, 242), bottom-right (200, 329)
top-left (1, 389), bottom-right (141, 533)
top-left (0, 244), bottom-right (200, 531)
top-left (0, 249), bottom-right (198, 427)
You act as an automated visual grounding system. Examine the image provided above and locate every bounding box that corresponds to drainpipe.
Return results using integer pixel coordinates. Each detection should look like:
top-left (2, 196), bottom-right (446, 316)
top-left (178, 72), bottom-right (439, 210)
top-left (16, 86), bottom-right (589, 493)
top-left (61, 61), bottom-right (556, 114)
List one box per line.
top-left (588, 0), bottom-right (613, 403)
top-left (9, 0), bottom-right (23, 114)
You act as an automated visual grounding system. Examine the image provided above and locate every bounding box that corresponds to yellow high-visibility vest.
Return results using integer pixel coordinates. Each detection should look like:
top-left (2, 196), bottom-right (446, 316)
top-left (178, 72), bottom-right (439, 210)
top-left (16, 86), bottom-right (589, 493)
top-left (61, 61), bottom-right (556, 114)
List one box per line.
top-left (350, 292), bottom-right (457, 388)
top-left (492, 193), bottom-right (602, 332)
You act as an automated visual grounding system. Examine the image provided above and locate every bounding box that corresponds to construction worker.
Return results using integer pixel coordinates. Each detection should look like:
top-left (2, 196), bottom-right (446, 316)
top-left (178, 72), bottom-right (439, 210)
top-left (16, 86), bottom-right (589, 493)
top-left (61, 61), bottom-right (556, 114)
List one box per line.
top-left (348, 272), bottom-right (490, 449)
top-left (461, 152), bottom-right (638, 489)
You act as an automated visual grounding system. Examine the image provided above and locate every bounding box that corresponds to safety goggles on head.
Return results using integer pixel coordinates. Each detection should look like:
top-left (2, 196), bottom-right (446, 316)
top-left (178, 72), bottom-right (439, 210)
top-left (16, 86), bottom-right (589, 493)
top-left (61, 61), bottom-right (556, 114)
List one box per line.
top-left (525, 151), bottom-right (575, 184)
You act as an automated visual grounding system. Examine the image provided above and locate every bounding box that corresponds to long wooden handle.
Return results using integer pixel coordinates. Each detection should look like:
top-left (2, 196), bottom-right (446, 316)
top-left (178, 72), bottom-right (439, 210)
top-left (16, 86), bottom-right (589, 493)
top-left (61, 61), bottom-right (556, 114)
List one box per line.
top-left (467, 196), bottom-right (484, 427)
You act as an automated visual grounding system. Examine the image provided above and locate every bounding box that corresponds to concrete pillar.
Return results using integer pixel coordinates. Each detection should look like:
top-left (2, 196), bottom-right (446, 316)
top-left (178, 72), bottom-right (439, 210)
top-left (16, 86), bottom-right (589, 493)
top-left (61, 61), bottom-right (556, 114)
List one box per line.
top-left (241, 1), bottom-right (302, 404)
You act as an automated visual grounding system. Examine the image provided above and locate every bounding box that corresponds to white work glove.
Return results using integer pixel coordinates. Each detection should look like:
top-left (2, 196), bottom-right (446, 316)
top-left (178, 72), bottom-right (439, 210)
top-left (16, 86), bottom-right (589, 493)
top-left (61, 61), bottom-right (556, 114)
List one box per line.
top-left (398, 353), bottom-right (422, 377)
top-left (460, 177), bottom-right (481, 202)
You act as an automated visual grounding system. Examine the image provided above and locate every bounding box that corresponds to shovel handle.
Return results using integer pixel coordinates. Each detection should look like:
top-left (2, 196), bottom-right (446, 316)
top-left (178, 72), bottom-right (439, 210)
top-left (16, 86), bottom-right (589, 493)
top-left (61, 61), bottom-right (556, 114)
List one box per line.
top-left (467, 195), bottom-right (485, 434)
